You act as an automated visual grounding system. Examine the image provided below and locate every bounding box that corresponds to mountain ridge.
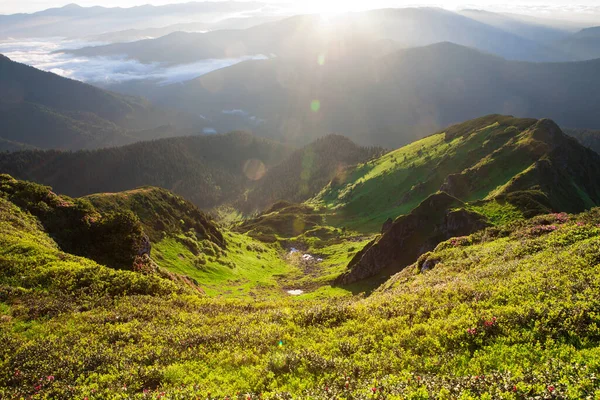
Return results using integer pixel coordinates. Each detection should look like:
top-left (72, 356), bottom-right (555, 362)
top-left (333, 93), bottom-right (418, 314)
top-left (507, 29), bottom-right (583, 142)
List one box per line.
top-left (0, 55), bottom-right (204, 150)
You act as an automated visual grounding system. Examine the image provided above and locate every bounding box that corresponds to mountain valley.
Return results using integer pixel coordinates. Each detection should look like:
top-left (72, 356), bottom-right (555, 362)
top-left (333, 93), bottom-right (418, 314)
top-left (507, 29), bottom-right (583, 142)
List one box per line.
top-left (2, 2), bottom-right (600, 397)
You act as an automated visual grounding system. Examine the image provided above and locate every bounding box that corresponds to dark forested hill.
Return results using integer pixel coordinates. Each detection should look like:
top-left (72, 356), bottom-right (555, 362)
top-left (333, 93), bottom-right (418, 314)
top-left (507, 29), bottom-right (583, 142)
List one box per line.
top-left (0, 133), bottom-right (382, 213)
top-left (241, 135), bottom-right (384, 211)
top-left (0, 55), bottom-right (204, 150)
top-left (0, 132), bottom-right (292, 210)
top-left (564, 128), bottom-right (600, 155)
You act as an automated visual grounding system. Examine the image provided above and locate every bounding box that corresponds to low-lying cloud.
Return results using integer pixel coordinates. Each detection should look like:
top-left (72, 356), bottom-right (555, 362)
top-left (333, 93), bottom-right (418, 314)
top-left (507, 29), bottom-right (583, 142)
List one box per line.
top-left (0, 37), bottom-right (267, 85)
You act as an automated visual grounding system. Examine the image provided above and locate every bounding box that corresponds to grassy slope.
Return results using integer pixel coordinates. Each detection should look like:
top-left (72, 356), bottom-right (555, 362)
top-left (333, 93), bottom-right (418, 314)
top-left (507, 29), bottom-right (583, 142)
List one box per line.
top-left (311, 116), bottom-right (539, 232)
top-left (312, 116), bottom-right (600, 234)
top-left (85, 188), bottom-right (364, 298)
top-left (2, 185), bottom-right (600, 397)
top-left (85, 187), bottom-right (225, 246)
top-left (153, 231), bottom-right (294, 298)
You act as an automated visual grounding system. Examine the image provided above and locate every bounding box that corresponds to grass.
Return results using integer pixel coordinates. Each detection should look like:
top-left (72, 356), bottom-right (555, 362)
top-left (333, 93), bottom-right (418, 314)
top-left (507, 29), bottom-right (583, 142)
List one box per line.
top-left (3, 189), bottom-right (600, 398)
top-left (465, 199), bottom-right (525, 226)
top-left (153, 231), bottom-right (295, 298)
top-left (4, 114), bottom-right (600, 398)
top-left (310, 117), bottom-right (558, 233)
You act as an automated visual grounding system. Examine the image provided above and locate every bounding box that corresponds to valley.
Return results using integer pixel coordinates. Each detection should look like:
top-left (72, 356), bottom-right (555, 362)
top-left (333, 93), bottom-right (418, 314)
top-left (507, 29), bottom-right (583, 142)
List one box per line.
top-left (2, 2), bottom-right (600, 398)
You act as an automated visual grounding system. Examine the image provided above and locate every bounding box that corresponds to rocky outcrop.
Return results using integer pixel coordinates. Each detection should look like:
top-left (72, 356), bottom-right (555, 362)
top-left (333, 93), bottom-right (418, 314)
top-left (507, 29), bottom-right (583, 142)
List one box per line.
top-left (335, 192), bottom-right (489, 285)
top-left (381, 218), bottom-right (393, 234)
top-left (440, 173), bottom-right (470, 199)
top-left (137, 234), bottom-right (152, 256)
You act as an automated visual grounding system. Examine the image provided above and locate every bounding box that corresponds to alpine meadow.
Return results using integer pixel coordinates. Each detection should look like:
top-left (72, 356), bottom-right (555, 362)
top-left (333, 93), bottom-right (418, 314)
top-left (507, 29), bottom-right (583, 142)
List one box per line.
top-left (2, 1), bottom-right (600, 399)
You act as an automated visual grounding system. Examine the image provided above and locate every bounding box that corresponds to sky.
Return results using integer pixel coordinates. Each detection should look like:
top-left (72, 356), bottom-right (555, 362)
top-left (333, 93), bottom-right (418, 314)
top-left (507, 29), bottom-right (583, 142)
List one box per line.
top-left (2, 0), bottom-right (600, 16)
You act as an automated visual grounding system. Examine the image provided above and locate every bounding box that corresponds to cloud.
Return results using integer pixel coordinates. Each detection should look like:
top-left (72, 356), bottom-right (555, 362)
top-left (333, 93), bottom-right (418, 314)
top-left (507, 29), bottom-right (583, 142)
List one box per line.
top-left (0, 37), bottom-right (267, 85)
top-left (222, 109), bottom-right (265, 124)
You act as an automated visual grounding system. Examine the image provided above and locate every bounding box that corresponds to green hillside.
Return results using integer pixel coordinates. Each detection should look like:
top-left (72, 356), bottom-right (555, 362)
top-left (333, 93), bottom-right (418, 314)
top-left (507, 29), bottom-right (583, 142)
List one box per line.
top-left (312, 115), bottom-right (600, 232)
top-left (2, 171), bottom-right (600, 397)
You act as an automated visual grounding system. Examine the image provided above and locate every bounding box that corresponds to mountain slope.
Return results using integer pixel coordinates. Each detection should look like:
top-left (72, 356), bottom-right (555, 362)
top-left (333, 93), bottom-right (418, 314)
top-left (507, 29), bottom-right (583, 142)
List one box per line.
top-left (85, 187), bottom-right (225, 247)
top-left (313, 115), bottom-right (600, 232)
top-left (326, 116), bottom-right (600, 284)
top-left (2, 176), bottom-right (600, 396)
top-left (145, 42), bottom-right (600, 148)
top-left (0, 131), bottom-right (293, 210)
top-left (565, 128), bottom-right (600, 155)
top-left (0, 174), bottom-right (152, 270)
top-left (241, 135), bottom-right (384, 212)
top-left (554, 26), bottom-right (600, 60)
top-left (458, 9), bottom-right (570, 43)
top-left (0, 55), bottom-right (202, 150)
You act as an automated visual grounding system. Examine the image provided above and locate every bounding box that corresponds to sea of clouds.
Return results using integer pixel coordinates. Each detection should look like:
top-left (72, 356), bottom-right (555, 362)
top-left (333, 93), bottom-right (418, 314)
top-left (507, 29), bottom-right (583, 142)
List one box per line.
top-left (0, 37), bottom-right (266, 85)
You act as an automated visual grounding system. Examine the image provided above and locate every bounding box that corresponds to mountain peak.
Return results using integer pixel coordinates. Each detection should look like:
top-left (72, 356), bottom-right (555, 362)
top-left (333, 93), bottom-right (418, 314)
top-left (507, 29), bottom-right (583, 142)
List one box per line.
top-left (528, 118), bottom-right (568, 149)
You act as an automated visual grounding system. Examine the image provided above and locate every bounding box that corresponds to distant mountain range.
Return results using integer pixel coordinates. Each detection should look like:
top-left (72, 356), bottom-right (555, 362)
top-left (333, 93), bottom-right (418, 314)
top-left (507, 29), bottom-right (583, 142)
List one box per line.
top-left (554, 26), bottom-right (600, 60)
top-left (5, 40), bottom-right (600, 151)
top-left (128, 42), bottom-right (600, 148)
top-left (0, 2), bottom-right (268, 39)
top-left (65, 8), bottom-right (573, 63)
top-left (0, 54), bottom-right (206, 150)
top-left (82, 15), bottom-right (282, 44)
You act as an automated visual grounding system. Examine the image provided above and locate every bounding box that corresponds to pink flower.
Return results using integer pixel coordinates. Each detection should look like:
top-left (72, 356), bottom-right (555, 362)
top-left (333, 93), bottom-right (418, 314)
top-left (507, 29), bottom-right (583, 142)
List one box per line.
top-left (371, 387), bottom-right (377, 393)
top-left (47, 375), bottom-right (55, 381)
top-left (548, 385), bottom-right (555, 392)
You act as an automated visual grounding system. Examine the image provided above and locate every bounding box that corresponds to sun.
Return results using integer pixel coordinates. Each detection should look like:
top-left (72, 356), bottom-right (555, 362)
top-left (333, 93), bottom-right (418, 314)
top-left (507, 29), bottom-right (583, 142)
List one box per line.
top-left (293, 0), bottom-right (358, 16)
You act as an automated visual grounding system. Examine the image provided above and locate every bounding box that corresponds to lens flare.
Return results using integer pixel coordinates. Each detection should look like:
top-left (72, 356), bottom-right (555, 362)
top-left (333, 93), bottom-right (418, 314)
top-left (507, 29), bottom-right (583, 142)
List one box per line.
top-left (311, 100), bottom-right (321, 112)
top-left (243, 159), bottom-right (266, 181)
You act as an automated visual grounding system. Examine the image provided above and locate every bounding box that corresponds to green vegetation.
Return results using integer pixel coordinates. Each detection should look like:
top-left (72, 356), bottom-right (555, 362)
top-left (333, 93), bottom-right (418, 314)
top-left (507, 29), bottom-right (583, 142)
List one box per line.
top-left (3, 115), bottom-right (600, 398)
top-left (312, 115), bottom-right (600, 233)
top-left (241, 135), bottom-right (383, 212)
top-left (0, 131), bottom-right (292, 210)
top-left (2, 171), bottom-right (600, 397)
top-left (0, 174), bottom-right (149, 271)
top-left (86, 187), bottom-right (224, 246)
top-left (152, 231), bottom-right (293, 298)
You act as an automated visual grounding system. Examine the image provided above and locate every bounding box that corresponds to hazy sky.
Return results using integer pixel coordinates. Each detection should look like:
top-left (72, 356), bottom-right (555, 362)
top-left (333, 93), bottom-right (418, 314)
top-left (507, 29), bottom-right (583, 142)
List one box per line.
top-left (2, 0), bottom-right (600, 16)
